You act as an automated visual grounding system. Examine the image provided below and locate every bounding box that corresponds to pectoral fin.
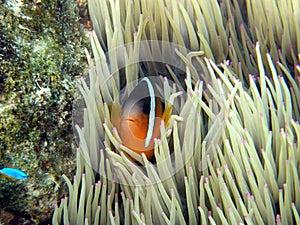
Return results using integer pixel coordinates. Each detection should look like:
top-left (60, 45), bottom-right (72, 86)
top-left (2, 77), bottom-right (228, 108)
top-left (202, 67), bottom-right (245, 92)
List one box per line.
top-left (161, 104), bottom-right (172, 127)
top-left (109, 102), bottom-right (122, 131)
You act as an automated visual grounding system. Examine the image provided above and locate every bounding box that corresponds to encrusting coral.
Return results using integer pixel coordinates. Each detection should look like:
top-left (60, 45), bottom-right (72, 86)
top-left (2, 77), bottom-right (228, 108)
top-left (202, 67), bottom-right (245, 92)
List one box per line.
top-left (53, 0), bottom-right (299, 224)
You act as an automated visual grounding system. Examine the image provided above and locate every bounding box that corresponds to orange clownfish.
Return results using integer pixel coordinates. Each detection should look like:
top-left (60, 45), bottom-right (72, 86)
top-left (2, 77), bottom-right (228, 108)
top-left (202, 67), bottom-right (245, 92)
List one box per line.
top-left (111, 77), bottom-right (171, 159)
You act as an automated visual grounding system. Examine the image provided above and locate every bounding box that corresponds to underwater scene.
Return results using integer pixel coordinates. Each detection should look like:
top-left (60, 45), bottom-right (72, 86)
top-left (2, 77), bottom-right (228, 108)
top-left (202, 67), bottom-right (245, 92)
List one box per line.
top-left (0, 0), bottom-right (299, 224)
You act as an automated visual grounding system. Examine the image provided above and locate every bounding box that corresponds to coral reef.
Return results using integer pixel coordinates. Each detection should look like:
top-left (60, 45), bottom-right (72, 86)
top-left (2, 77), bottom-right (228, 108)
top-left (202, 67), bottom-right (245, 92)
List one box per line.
top-left (52, 0), bottom-right (300, 224)
top-left (0, 0), bottom-right (89, 223)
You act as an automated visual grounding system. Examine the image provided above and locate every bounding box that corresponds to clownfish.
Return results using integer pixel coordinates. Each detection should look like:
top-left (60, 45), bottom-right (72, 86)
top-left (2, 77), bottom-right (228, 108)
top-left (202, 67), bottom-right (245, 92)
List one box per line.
top-left (0, 167), bottom-right (28, 180)
top-left (111, 77), bottom-right (171, 159)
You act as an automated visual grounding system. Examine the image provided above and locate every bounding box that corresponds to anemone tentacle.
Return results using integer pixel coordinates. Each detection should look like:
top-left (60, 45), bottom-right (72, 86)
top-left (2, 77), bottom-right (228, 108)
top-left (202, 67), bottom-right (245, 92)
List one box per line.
top-left (53, 1), bottom-right (300, 224)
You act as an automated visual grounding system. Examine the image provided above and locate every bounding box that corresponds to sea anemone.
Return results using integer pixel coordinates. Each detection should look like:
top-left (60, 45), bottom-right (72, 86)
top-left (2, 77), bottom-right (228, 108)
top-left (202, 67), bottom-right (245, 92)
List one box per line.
top-left (52, 0), bottom-right (299, 224)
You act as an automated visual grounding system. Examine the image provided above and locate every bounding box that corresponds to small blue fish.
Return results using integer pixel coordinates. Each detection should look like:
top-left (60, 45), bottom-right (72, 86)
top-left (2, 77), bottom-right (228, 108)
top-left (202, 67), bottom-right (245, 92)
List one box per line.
top-left (0, 167), bottom-right (28, 180)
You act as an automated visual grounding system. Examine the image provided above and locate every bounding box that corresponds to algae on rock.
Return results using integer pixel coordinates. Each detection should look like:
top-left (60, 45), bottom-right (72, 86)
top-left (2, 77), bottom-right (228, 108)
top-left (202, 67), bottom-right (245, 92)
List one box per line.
top-left (0, 0), bottom-right (89, 223)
